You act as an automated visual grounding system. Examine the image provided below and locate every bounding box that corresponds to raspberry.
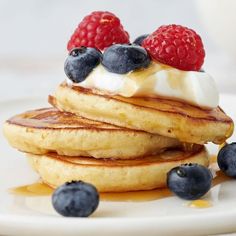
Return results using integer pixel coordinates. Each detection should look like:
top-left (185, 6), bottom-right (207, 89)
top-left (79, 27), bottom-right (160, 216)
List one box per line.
top-left (142, 24), bottom-right (205, 71)
top-left (67, 11), bottom-right (130, 51)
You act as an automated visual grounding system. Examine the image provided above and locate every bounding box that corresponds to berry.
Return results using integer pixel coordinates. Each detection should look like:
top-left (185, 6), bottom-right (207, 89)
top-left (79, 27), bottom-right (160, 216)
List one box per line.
top-left (52, 181), bottom-right (99, 217)
top-left (217, 142), bottom-right (236, 178)
top-left (102, 44), bottom-right (150, 74)
top-left (133, 34), bottom-right (149, 46)
top-left (64, 47), bottom-right (102, 83)
top-left (142, 24), bottom-right (205, 71)
top-left (167, 163), bottom-right (212, 200)
top-left (67, 11), bottom-right (129, 51)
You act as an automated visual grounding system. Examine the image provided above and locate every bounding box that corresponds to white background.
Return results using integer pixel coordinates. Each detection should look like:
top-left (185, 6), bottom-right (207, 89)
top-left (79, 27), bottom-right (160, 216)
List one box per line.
top-left (0, 0), bottom-right (236, 100)
top-left (1, 2), bottom-right (236, 235)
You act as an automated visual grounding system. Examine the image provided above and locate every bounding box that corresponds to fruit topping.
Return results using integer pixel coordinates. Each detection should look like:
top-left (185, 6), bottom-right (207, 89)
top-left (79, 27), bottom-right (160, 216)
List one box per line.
top-left (133, 34), bottom-right (149, 46)
top-left (102, 44), bottom-right (150, 74)
top-left (67, 11), bottom-right (129, 51)
top-left (64, 47), bottom-right (102, 83)
top-left (52, 181), bottom-right (99, 217)
top-left (142, 24), bottom-right (205, 71)
top-left (218, 142), bottom-right (236, 178)
top-left (167, 163), bottom-right (212, 200)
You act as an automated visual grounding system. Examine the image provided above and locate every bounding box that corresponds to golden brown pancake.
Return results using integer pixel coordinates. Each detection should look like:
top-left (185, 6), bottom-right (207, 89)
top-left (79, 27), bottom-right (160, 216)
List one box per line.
top-left (27, 145), bottom-right (209, 192)
top-left (3, 108), bottom-right (181, 159)
top-left (51, 82), bottom-right (234, 145)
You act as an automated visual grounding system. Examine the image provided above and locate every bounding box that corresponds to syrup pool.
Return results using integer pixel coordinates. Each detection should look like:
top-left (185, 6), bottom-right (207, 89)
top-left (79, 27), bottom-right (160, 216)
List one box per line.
top-left (188, 200), bottom-right (212, 209)
top-left (9, 155), bottom-right (232, 207)
top-left (9, 182), bottom-right (172, 202)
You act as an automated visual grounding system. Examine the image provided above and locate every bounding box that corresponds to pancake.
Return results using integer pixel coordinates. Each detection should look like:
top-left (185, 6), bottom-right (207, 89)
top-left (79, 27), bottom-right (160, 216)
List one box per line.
top-left (51, 82), bottom-right (234, 145)
top-left (3, 108), bottom-right (181, 159)
top-left (27, 145), bottom-right (209, 192)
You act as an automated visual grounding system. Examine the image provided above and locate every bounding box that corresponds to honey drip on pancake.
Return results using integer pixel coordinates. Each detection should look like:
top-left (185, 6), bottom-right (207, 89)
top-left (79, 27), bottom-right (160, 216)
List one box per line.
top-left (219, 142), bottom-right (228, 151)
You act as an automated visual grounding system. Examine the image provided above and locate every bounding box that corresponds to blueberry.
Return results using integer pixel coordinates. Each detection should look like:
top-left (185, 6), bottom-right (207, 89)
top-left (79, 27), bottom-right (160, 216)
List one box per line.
top-left (218, 142), bottom-right (236, 178)
top-left (133, 34), bottom-right (149, 46)
top-left (52, 181), bottom-right (99, 217)
top-left (102, 44), bottom-right (150, 74)
top-left (167, 163), bottom-right (212, 200)
top-left (64, 47), bottom-right (102, 83)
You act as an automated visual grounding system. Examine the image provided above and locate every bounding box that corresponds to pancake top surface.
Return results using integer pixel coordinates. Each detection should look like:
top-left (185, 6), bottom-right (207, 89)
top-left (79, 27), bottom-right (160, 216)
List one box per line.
top-left (63, 83), bottom-right (232, 124)
top-left (6, 108), bottom-right (125, 131)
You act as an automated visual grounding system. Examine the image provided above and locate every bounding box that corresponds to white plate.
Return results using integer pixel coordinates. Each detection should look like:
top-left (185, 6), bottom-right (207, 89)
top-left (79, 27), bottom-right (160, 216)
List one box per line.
top-left (0, 95), bottom-right (236, 236)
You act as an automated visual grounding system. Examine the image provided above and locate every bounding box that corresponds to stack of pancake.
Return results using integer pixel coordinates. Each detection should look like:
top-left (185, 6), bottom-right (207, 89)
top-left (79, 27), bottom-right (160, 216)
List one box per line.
top-left (3, 82), bottom-right (233, 192)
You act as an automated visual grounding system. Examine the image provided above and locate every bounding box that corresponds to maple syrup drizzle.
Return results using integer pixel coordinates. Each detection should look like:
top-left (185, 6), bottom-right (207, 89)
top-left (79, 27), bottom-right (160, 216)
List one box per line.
top-left (9, 155), bottom-right (231, 206)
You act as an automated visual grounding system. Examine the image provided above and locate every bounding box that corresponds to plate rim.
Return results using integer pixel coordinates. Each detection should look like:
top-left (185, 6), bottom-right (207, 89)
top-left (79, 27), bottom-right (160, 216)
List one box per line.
top-left (1, 94), bottom-right (236, 236)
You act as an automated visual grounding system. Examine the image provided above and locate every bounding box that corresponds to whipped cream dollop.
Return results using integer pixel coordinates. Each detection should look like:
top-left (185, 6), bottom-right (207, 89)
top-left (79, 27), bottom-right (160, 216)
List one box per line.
top-left (67, 62), bottom-right (219, 109)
